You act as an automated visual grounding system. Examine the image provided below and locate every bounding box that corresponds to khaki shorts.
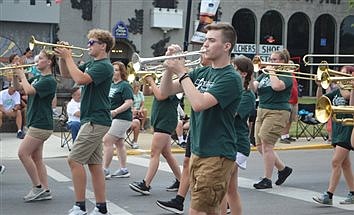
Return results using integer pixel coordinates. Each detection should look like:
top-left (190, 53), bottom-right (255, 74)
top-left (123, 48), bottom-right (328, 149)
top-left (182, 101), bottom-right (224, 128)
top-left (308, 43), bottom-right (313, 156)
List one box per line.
top-left (68, 122), bottom-right (109, 165)
top-left (255, 108), bottom-right (290, 145)
top-left (189, 154), bottom-right (234, 213)
top-left (289, 103), bottom-right (298, 123)
top-left (27, 127), bottom-right (53, 141)
top-left (107, 119), bottom-right (131, 139)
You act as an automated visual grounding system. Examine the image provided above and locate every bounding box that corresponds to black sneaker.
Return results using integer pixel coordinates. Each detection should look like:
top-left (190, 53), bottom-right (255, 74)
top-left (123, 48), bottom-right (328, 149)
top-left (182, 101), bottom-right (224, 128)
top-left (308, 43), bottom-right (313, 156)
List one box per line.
top-left (288, 137), bottom-right (296, 142)
top-left (279, 138), bottom-right (291, 144)
top-left (129, 180), bottom-right (151, 195)
top-left (178, 142), bottom-right (187, 149)
top-left (166, 179), bottom-right (180, 192)
top-left (156, 198), bottom-right (184, 214)
top-left (253, 178), bottom-right (272, 189)
top-left (275, 166), bottom-right (293, 185)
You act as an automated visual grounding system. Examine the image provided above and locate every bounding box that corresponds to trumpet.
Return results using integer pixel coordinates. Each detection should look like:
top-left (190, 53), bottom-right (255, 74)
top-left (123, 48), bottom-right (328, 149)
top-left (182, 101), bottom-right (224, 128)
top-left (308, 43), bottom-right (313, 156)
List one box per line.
top-left (303, 54), bottom-right (354, 66)
top-left (252, 56), bottom-right (315, 80)
top-left (146, 58), bottom-right (201, 71)
top-left (318, 62), bottom-right (353, 89)
top-left (315, 95), bottom-right (354, 125)
top-left (29, 36), bottom-right (89, 58)
top-left (131, 50), bottom-right (205, 71)
top-left (0, 63), bottom-right (37, 71)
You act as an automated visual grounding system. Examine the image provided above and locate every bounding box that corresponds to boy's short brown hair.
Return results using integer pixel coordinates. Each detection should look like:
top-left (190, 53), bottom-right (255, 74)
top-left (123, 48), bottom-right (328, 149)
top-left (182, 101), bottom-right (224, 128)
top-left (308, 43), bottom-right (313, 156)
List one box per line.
top-left (205, 22), bottom-right (237, 54)
top-left (87, 29), bottom-right (115, 53)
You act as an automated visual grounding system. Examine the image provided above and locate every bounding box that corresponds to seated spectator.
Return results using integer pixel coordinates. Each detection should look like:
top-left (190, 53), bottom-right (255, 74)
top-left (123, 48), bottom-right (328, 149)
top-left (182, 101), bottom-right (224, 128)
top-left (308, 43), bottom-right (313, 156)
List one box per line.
top-left (175, 102), bottom-right (189, 148)
top-left (0, 84), bottom-right (25, 139)
top-left (66, 87), bottom-right (81, 142)
top-left (132, 81), bottom-right (148, 131)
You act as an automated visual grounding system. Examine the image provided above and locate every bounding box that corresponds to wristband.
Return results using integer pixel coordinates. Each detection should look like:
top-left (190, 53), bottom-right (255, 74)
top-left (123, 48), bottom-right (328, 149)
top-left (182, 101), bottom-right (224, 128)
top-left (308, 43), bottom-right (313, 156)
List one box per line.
top-left (179, 73), bottom-right (189, 84)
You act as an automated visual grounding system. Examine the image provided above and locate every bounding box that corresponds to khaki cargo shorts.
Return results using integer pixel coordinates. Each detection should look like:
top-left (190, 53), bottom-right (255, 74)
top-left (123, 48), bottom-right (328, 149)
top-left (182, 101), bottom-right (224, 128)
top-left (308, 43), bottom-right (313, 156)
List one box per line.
top-left (255, 108), bottom-right (290, 145)
top-left (68, 122), bottom-right (109, 165)
top-left (27, 127), bottom-right (52, 141)
top-left (189, 154), bottom-right (234, 213)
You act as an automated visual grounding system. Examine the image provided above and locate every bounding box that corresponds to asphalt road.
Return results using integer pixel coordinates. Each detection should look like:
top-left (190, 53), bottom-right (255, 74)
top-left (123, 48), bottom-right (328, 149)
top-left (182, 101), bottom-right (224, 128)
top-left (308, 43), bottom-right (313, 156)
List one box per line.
top-left (1, 149), bottom-right (354, 215)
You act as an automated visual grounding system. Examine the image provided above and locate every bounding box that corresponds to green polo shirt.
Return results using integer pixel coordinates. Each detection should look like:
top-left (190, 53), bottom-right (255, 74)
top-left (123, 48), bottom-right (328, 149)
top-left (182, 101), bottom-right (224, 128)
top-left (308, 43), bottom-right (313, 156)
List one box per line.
top-left (109, 80), bottom-right (133, 121)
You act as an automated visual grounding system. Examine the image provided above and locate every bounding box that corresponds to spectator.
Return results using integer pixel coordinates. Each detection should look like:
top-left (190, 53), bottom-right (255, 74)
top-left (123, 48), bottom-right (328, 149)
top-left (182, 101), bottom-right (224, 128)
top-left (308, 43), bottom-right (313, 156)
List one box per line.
top-left (66, 87), bottom-right (81, 142)
top-left (132, 80), bottom-right (148, 131)
top-left (21, 47), bottom-right (34, 64)
top-left (0, 84), bottom-right (25, 139)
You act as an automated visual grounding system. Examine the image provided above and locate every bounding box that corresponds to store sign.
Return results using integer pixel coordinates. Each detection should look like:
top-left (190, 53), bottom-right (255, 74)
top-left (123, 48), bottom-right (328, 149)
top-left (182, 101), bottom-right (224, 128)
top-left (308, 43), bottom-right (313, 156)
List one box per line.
top-left (288, 0), bottom-right (341, 5)
top-left (112, 21), bottom-right (128, 39)
top-left (233, 44), bottom-right (283, 56)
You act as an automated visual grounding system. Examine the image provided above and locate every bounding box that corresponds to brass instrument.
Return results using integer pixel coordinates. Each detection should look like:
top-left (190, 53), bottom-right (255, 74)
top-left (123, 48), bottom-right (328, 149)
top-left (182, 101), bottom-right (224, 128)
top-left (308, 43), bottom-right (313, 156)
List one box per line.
top-left (29, 36), bottom-right (88, 58)
top-left (131, 50), bottom-right (205, 71)
top-left (315, 96), bottom-right (354, 125)
top-left (303, 54), bottom-right (354, 66)
top-left (252, 56), bottom-right (316, 80)
top-left (318, 62), bottom-right (354, 89)
top-left (0, 64), bottom-right (36, 76)
top-left (127, 70), bottom-right (160, 84)
top-left (146, 58), bottom-right (201, 71)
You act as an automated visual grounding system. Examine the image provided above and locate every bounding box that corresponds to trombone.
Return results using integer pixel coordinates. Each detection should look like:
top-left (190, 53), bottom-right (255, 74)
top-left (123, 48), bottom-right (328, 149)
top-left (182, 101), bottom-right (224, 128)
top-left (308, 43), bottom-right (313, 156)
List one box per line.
top-left (315, 95), bottom-right (354, 125)
top-left (131, 50), bottom-right (205, 71)
top-left (252, 56), bottom-right (316, 80)
top-left (29, 36), bottom-right (89, 58)
top-left (317, 62), bottom-right (353, 89)
top-left (303, 54), bottom-right (354, 66)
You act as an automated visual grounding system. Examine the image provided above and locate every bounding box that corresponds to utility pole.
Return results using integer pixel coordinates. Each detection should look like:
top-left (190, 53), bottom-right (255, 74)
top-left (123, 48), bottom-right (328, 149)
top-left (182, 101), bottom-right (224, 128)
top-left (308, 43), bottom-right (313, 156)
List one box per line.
top-left (183, 0), bottom-right (192, 51)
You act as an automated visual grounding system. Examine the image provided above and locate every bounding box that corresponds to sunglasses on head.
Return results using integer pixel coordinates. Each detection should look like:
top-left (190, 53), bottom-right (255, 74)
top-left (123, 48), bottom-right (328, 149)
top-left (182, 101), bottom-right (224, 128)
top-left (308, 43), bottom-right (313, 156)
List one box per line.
top-left (87, 40), bottom-right (102, 46)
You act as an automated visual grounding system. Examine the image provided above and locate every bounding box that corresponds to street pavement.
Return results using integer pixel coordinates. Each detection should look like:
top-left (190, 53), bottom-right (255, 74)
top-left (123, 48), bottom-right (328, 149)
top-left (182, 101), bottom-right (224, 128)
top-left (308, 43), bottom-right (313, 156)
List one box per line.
top-left (0, 131), bottom-right (333, 159)
top-left (1, 132), bottom-right (354, 215)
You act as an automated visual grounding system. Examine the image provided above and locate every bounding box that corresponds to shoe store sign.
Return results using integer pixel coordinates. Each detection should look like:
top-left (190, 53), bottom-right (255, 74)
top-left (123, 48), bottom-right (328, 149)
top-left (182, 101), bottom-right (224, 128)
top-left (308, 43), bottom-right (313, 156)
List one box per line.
top-left (233, 43), bottom-right (283, 61)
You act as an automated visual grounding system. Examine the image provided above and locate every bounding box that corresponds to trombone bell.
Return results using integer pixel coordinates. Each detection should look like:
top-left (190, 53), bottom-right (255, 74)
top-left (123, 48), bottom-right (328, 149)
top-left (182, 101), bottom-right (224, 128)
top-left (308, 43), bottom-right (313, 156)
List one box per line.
top-left (315, 96), bottom-right (354, 125)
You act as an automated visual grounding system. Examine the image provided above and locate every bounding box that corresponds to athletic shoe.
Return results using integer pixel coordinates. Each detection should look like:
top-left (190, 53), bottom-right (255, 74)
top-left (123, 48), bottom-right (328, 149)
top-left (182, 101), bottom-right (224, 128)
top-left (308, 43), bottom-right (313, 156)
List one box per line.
top-left (68, 205), bottom-right (87, 215)
top-left (88, 207), bottom-right (110, 215)
top-left (23, 187), bottom-right (46, 202)
top-left (129, 180), bottom-right (151, 195)
top-left (279, 138), bottom-right (291, 144)
top-left (35, 190), bottom-right (52, 201)
top-left (111, 169), bottom-right (130, 178)
top-left (275, 166), bottom-right (293, 185)
top-left (313, 192), bottom-right (332, 205)
top-left (156, 198), bottom-right (184, 214)
top-left (253, 178), bottom-right (272, 189)
top-left (17, 130), bottom-right (25, 139)
top-left (103, 168), bottom-right (111, 179)
top-left (131, 143), bottom-right (139, 149)
top-left (339, 193), bottom-right (354, 204)
top-left (166, 179), bottom-right (180, 192)
top-left (0, 165), bottom-right (5, 174)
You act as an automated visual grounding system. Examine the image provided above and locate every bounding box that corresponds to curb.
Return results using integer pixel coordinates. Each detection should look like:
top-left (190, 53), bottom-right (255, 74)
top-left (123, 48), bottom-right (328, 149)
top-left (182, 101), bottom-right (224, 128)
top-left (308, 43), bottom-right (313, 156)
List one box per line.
top-left (126, 144), bottom-right (333, 155)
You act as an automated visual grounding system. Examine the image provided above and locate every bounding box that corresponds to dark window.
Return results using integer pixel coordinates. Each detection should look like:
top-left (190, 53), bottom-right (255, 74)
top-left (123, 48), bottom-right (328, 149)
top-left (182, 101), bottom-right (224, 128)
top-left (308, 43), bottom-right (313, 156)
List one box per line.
top-left (314, 14), bottom-right (336, 64)
top-left (153, 0), bottom-right (178, 9)
top-left (339, 15), bottom-right (354, 64)
top-left (260, 10), bottom-right (283, 45)
top-left (30, 0), bottom-right (35, 5)
top-left (287, 12), bottom-right (310, 96)
top-left (232, 9), bottom-right (256, 44)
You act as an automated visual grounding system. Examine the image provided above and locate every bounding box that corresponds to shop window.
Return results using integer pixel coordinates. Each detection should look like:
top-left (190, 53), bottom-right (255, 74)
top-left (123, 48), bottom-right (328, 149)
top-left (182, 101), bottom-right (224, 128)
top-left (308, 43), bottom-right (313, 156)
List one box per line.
top-left (314, 14), bottom-right (336, 64)
top-left (339, 15), bottom-right (354, 64)
top-left (287, 12), bottom-right (310, 96)
top-left (260, 10), bottom-right (283, 45)
top-left (232, 9), bottom-right (256, 44)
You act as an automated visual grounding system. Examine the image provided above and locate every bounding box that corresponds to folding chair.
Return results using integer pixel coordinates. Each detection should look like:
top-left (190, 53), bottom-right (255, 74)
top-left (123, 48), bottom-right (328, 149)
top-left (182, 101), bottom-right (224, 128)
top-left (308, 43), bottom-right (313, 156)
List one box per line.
top-left (124, 127), bottom-right (135, 148)
top-left (296, 103), bottom-right (328, 141)
top-left (57, 102), bottom-right (72, 151)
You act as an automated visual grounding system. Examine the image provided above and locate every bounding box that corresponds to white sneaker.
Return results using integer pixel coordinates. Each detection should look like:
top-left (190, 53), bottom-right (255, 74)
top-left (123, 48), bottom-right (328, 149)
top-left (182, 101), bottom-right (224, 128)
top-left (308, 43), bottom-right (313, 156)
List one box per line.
top-left (132, 142), bottom-right (139, 149)
top-left (89, 207), bottom-right (110, 215)
top-left (103, 168), bottom-right (111, 179)
top-left (23, 187), bottom-right (46, 202)
top-left (68, 205), bottom-right (87, 215)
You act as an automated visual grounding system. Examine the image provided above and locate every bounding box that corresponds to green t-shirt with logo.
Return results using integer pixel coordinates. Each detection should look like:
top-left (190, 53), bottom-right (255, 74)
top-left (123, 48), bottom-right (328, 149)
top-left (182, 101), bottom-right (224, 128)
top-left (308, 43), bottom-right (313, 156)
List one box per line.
top-left (151, 95), bottom-right (179, 133)
top-left (325, 89), bottom-right (353, 144)
top-left (257, 73), bottom-right (292, 111)
top-left (26, 74), bottom-right (57, 130)
top-left (189, 65), bottom-right (242, 161)
top-left (235, 90), bottom-right (256, 157)
top-left (79, 58), bottom-right (113, 126)
top-left (109, 80), bottom-right (133, 121)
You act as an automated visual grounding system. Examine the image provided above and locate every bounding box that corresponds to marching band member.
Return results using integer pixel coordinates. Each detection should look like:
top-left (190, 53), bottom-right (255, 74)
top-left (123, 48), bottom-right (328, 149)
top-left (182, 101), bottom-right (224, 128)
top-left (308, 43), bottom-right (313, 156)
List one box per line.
top-left (15, 49), bottom-right (57, 202)
top-left (55, 28), bottom-right (114, 215)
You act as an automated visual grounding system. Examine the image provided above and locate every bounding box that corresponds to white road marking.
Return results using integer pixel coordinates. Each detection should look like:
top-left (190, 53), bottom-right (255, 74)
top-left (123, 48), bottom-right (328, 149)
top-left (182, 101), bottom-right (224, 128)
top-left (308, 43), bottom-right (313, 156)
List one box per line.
top-left (46, 165), bottom-right (71, 182)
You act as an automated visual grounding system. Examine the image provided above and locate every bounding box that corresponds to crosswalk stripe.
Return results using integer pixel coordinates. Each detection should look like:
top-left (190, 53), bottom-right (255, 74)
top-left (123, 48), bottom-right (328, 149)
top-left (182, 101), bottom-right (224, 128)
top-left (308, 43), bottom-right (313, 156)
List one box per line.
top-left (46, 165), bottom-right (71, 182)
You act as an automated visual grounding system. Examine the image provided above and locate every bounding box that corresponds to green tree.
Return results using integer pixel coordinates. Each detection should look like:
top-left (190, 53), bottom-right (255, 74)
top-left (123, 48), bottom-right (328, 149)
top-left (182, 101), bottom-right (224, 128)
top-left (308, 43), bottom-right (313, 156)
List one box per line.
top-left (350, 0), bottom-right (354, 8)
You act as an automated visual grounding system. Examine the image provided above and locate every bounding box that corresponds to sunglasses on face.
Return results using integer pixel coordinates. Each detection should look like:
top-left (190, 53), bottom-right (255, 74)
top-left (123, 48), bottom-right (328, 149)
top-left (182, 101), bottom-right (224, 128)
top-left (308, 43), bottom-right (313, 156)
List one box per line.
top-left (87, 40), bottom-right (102, 46)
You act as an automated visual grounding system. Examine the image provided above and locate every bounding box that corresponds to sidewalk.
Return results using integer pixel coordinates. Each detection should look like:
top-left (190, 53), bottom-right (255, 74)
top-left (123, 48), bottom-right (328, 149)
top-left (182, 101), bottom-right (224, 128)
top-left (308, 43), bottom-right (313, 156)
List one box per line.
top-left (0, 132), bottom-right (332, 159)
